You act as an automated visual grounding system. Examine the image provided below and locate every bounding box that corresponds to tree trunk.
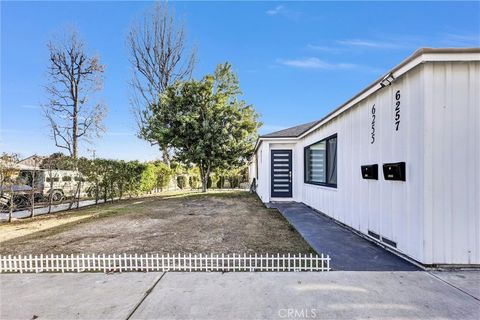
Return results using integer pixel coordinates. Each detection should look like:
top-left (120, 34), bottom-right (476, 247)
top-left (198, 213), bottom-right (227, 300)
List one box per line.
top-left (48, 177), bottom-right (54, 214)
top-left (161, 145), bottom-right (170, 166)
top-left (30, 168), bottom-right (36, 218)
top-left (95, 180), bottom-right (99, 205)
top-left (72, 82), bottom-right (78, 159)
top-left (30, 189), bottom-right (35, 218)
top-left (200, 165), bottom-right (210, 193)
top-left (8, 188), bottom-right (13, 223)
top-left (68, 181), bottom-right (81, 210)
top-left (76, 181), bottom-right (82, 209)
top-left (110, 181), bottom-right (114, 202)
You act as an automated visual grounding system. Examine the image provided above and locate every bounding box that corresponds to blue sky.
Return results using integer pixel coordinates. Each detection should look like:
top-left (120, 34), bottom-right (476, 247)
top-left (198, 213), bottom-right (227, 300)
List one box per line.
top-left (1, 1), bottom-right (479, 161)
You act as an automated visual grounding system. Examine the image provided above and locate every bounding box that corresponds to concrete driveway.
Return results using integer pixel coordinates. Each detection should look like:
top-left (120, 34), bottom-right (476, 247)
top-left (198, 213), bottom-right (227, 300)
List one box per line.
top-left (1, 271), bottom-right (479, 320)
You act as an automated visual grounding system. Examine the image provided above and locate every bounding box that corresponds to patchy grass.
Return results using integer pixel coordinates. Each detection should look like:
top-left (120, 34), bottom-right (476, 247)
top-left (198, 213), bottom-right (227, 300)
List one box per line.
top-left (0, 191), bottom-right (314, 255)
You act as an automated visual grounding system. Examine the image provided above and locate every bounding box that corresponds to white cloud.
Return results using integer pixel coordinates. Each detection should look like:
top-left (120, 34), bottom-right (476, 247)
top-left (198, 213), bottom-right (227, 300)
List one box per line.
top-left (277, 57), bottom-right (381, 74)
top-left (266, 5), bottom-right (284, 16)
top-left (306, 38), bottom-right (407, 54)
top-left (265, 5), bottom-right (301, 20)
top-left (440, 33), bottom-right (480, 46)
top-left (306, 44), bottom-right (345, 53)
top-left (277, 57), bottom-right (355, 70)
top-left (336, 39), bottom-right (401, 49)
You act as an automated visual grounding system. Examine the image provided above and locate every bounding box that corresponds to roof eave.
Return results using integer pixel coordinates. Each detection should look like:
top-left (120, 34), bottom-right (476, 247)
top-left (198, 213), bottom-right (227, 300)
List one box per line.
top-left (298, 47), bottom-right (480, 139)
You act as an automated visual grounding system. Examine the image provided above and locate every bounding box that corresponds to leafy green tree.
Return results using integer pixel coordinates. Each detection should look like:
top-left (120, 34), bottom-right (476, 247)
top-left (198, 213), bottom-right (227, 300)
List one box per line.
top-left (140, 63), bottom-right (261, 192)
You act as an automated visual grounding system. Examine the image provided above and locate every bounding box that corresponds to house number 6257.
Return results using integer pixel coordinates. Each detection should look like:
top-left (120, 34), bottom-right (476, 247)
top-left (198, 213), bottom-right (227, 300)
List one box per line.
top-left (394, 90), bottom-right (401, 131)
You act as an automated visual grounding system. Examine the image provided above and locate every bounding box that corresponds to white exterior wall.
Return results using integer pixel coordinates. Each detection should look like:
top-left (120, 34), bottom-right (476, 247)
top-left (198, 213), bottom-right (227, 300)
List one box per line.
top-left (254, 141), bottom-right (270, 203)
top-left (254, 58), bottom-right (480, 265)
top-left (423, 61), bottom-right (480, 265)
top-left (300, 65), bottom-right (426, 262)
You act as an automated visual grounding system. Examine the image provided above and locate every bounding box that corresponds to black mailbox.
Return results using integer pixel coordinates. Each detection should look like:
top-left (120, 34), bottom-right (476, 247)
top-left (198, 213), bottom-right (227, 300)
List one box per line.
top-left (383, 162), bottom-right (406, 181)
top-left (361, 164), bottom-right (378, 180)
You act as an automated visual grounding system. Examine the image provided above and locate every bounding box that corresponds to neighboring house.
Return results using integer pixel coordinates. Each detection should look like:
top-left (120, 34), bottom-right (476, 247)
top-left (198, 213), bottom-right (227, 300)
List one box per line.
top-left (250, 48), bottom-right (480, 266)
top-left (17, 155), bottom-right (45, 169)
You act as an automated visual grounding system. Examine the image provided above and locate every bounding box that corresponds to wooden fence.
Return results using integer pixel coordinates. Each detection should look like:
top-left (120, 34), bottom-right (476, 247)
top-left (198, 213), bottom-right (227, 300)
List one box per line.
top-left (0, 253), bottom-right (330, 273)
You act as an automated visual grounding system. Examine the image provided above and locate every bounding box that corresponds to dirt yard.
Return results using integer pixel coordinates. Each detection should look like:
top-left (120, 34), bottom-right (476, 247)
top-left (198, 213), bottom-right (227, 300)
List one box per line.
top-left (0, 191), bottom-right (314, 255)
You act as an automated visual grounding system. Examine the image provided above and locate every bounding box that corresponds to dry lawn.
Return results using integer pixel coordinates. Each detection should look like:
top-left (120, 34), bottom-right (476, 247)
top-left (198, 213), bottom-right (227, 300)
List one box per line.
top-left (0, 191), bottom-right (314, 255)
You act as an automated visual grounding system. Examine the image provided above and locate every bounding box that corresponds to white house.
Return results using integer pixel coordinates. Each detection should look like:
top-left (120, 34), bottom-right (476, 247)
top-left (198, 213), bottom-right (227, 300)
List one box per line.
top-left (250, 48), bottom-right (480, 266)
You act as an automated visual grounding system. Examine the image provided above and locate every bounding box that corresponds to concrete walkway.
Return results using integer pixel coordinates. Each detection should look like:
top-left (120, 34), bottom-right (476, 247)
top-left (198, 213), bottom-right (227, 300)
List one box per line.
top-left (0, 198), bottom-right (111, 221)
top-left (1, 271), bottom-right (479, 319)
top-left (270, 202), bottom-right (419, 271)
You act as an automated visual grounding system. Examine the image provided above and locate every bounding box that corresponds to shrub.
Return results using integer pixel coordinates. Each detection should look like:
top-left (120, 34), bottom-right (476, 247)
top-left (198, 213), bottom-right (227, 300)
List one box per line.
top-left (228, 176), bottom-right (240, 188)
top-left (216, 176), bottom-right (225, 189)
top-left (207, 176), bottom-right (213, 189)
top-left (189, 175), bottom-right (200, 189)
top-left (177, 175), bottom-right (187, 189)
top-left (155, 162), bottom-right (173, 191)
top-left (140, 163), bottom-right (157, 193)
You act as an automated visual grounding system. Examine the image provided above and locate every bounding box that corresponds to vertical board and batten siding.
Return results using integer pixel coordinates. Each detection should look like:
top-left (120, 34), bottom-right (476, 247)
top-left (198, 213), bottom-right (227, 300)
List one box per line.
top-left (300, 65), bottom-right (426, 262)
top-left (253, 56), bottom-right (480, 265)
top-left (423, 61), bottom-right (480, 265)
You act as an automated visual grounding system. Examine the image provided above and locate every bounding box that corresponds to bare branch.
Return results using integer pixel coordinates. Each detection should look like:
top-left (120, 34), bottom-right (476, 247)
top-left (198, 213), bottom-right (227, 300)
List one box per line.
top-left (127, 1), bottom-right (196, 164)
top-left (43, 28), bottom-right (107, 158)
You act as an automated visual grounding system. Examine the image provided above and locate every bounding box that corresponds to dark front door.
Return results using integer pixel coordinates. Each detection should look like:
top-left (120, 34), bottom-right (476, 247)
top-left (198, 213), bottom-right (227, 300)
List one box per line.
top-left (271, 150), bottom-right (292, 197)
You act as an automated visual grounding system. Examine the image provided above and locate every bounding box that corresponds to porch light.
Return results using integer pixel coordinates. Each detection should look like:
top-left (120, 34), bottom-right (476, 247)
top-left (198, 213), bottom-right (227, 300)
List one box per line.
top-left (380, 73), bottom-right (395, 87)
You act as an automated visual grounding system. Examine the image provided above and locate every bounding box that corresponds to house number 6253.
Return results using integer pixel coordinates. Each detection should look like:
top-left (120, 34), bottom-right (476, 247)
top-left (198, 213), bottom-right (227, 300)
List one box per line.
top-left (371, 104), bottom-right (376, 144)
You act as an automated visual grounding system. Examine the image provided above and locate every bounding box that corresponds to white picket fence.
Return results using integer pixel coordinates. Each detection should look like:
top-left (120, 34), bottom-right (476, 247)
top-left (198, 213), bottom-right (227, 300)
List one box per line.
top-left (0, 253), bottom-right (330, 273)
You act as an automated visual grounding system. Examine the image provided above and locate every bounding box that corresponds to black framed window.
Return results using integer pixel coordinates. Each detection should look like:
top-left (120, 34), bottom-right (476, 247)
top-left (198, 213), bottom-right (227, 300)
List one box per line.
top-left (304, 134), bottom-right (337, 187)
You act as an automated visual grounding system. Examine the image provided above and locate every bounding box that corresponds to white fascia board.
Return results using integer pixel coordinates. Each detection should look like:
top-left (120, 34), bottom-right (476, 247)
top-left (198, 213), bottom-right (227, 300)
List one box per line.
top-left (422, 52), bottom-right (480, 62)
top-left (254, 137), bottom-right (299, 152)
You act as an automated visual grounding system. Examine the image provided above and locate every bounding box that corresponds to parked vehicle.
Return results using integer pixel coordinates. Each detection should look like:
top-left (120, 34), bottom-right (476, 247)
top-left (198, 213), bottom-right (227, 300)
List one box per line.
top-left (0, 184), bottom-right (34, 210)
top-left (17, 169), bottom-right (90, 202)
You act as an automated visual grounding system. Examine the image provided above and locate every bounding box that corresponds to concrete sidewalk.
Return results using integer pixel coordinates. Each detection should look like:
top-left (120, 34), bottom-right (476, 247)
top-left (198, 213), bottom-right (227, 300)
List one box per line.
top-left (1, 271), bottom-right (479, 319)
top-left (0, 198), bottom-right (108, 221)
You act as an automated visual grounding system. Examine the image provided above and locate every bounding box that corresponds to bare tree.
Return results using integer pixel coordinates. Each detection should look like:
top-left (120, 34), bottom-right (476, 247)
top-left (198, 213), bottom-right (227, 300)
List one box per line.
top-left (44, 29), bottom-right (107, 159)
top-left (127, 2), bottom-right (196, 165)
